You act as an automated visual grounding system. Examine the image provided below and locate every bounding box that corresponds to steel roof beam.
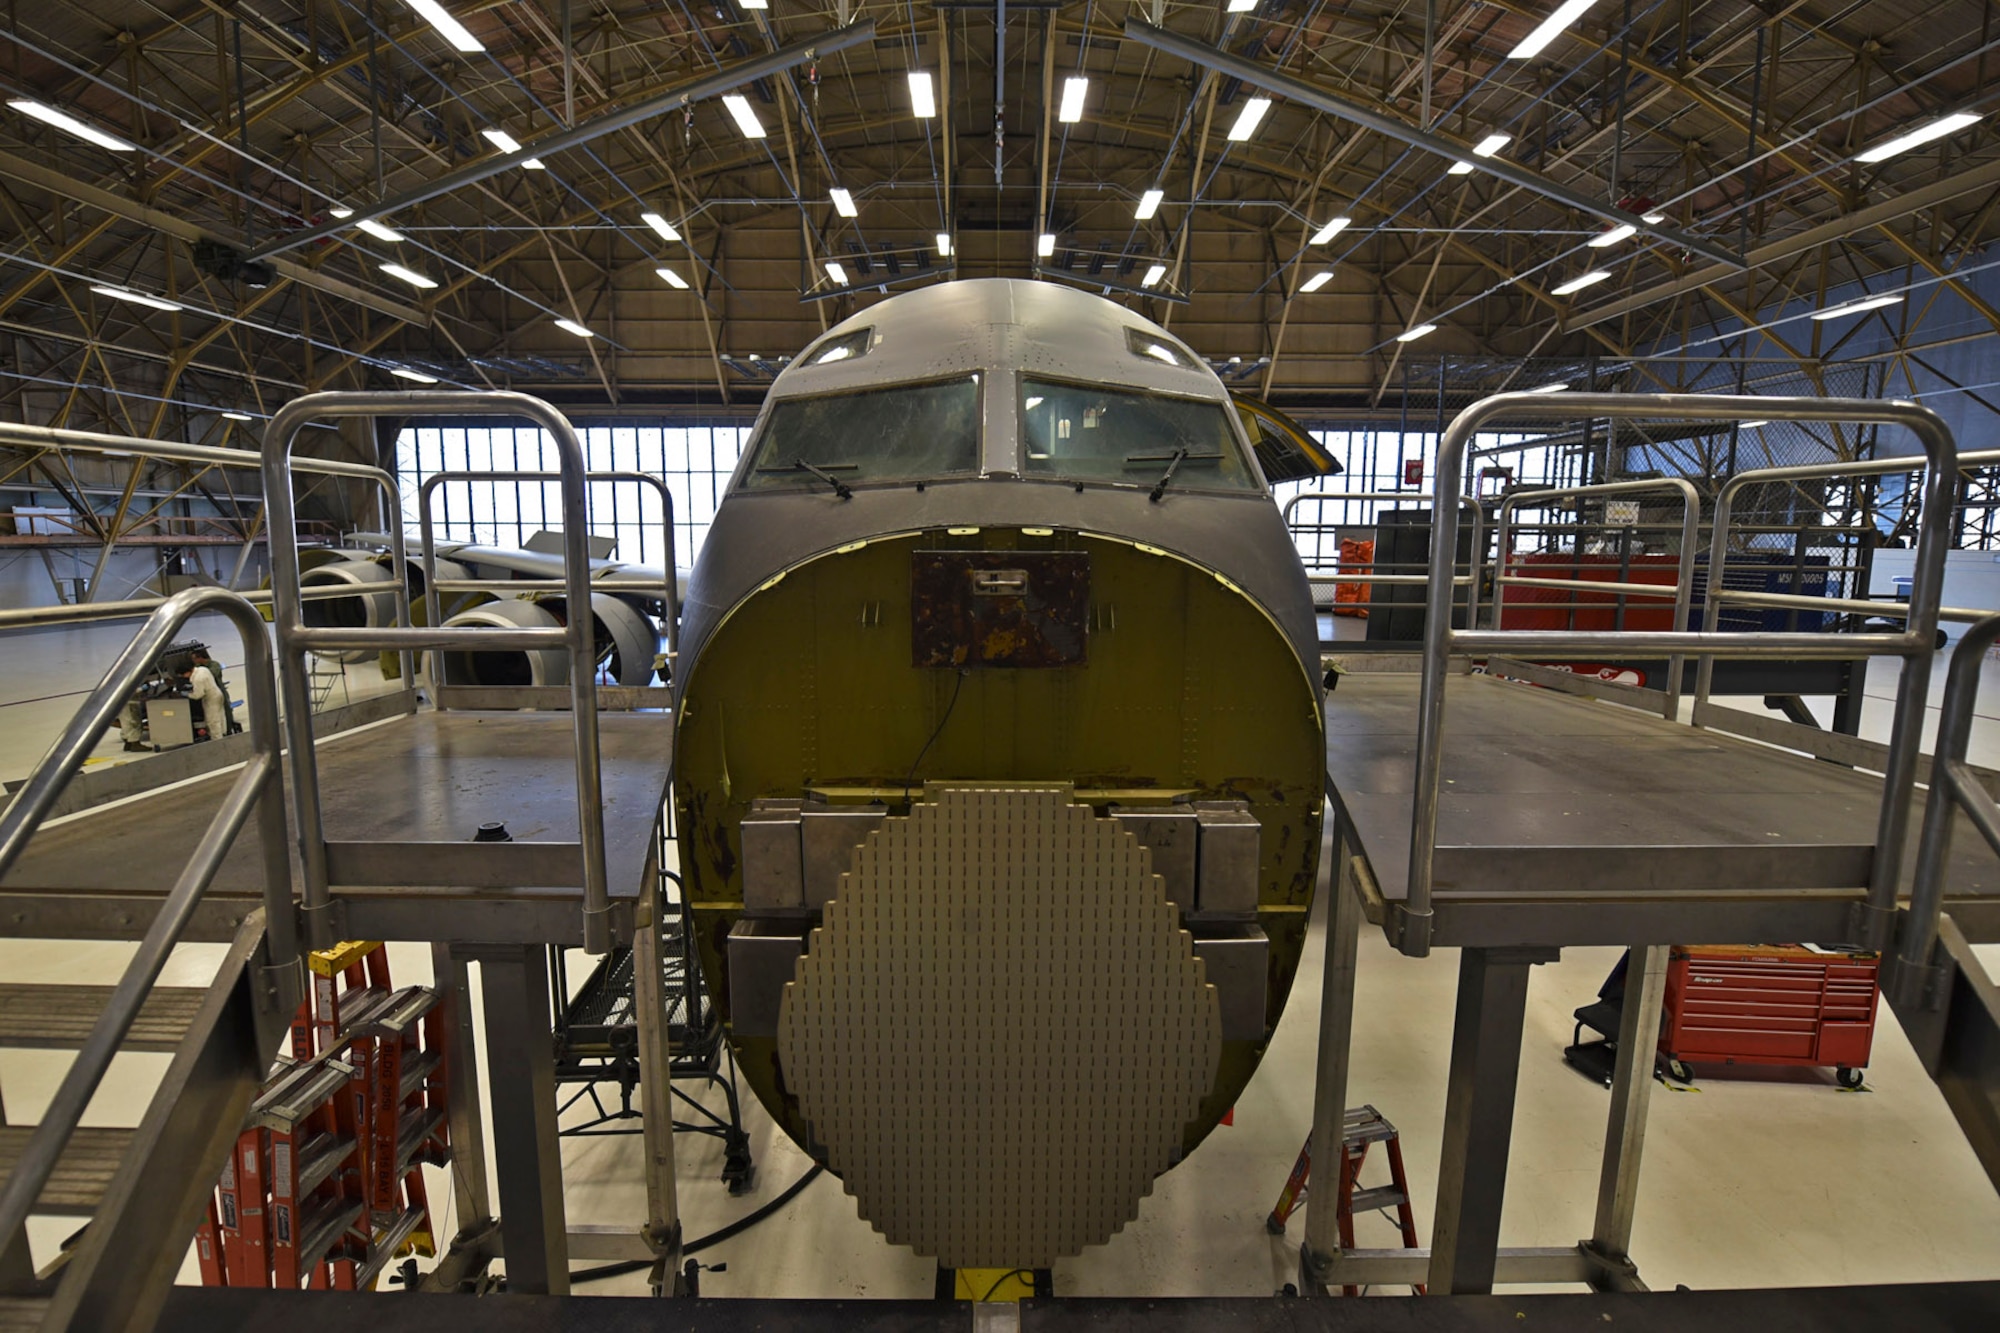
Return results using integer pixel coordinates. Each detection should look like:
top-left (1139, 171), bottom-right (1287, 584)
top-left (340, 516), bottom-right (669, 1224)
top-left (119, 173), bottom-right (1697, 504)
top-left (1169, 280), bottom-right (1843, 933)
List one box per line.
top-left (246, 21), bottom-right (878, 262)
top-left (1122, 17), bottom-right (1746, 272)
top-left (1570, 155), bottom-right (2000, 332)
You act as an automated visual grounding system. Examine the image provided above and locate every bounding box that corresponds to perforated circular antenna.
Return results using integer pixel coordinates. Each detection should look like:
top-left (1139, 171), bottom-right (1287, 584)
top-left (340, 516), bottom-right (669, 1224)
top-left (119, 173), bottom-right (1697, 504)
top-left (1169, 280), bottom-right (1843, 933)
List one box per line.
top-left (777, 786), bottom-right (1222, 1269)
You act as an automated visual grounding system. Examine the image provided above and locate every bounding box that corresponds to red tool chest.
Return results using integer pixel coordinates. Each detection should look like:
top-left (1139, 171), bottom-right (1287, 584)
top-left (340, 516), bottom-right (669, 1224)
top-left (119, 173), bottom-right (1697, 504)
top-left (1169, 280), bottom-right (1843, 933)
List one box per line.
top-left (1659, 945), bottom-right (1880, 1087)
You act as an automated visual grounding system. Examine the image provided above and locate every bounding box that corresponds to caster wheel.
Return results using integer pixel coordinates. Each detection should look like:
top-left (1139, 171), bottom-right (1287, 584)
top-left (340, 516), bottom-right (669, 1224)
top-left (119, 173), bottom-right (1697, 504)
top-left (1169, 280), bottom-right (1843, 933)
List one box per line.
top-left (1666, 1059), bottom-right (1694, 1083)
top-left (1837, 1066), bottom-right (1865, 1089)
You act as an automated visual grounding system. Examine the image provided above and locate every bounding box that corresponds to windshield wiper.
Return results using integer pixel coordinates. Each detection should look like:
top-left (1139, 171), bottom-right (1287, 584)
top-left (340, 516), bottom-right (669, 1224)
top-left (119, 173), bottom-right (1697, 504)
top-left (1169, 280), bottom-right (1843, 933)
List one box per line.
top-left (756, 459), bottom-right (857, 499)
top-left (1124, 449), bottom-right (1223, 502)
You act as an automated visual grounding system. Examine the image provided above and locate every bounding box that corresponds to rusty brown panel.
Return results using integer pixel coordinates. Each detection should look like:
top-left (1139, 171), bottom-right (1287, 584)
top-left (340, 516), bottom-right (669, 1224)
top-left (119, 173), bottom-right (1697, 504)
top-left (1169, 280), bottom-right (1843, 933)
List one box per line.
top-left (910, 550), bottom-right (1090, 668)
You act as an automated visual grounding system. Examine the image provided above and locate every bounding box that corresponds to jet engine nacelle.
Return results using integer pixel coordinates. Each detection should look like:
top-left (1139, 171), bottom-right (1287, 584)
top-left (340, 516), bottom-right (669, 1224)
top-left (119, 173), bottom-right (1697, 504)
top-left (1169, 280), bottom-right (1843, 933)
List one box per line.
top-left (433, 591), bottom-right (658, 689)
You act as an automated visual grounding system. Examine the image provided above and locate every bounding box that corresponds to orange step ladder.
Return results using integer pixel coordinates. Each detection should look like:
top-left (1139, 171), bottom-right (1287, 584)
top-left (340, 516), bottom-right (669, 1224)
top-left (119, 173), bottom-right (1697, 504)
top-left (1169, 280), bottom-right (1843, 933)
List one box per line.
top-left (1266, 1105), bottom-right (1424, 1296)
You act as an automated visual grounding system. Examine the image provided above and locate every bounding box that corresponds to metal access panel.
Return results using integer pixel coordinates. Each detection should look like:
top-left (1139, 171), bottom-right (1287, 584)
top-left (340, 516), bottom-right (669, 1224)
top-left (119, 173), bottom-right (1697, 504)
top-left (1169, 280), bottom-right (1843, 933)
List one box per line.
top-left (1113, 806), bottom-right (1198, 911)
top-left (911, 550), bottom-right (1089, 668)
top-left (741, 798), bottom-right (805, 911)
top-left (727, 920), bottom-right (804, 1037)
top-left (145, 698), bottom-right (197, 748)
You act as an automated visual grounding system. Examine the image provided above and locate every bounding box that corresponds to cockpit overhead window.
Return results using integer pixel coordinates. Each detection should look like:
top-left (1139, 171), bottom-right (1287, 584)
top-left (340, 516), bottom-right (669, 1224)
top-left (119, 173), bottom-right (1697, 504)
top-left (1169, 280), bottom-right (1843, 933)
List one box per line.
top-left (803, 327), bottom-right (873, 366)
top-left (1125, 327), bottom-right (1200, 370)
top-left (1020, 377), bottom-right (1260, 493)
top-left (739, 374), bottom-right (981, 493)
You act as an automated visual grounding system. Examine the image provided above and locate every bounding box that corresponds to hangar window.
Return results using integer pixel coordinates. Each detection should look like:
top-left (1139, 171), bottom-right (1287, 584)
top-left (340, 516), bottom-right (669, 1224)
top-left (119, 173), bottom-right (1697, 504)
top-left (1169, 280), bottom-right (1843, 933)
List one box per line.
top-left (1020, 378), bottom-right (1259, 492)
top-left (740, 374), bottom-right (982, 491)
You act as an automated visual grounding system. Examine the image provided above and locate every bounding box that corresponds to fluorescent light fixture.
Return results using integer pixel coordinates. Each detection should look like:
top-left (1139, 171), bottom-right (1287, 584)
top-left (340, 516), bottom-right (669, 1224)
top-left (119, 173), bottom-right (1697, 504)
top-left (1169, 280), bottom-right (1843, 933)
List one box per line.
top-left (221, 411), bottom-right (255, 421)
top-left (1810, 293), bottom-right (1902, 321)
top-left (481, 128), bottom-right (543, 168)
top-left (1530, 382), bottom-right (1568, 394)
top-left (1311, 216), bottom-right (1352, 244)
top-left (641, 212), bottom-right (681, 242)
top-left (1038, 233), bottom-right (1056, 258)
top-left (402, 0), bottom-right (484, 53)
top-left (1227, 0), bottom-right (1257, 11)
top-left (1472, 133), bottom-right (1511, 157)
top-left (830, 188), bottom-right (857, 217)
top-left (1856, 111), bottom-right (1982, 163)
top-left (1447, 160), bottom-right (1475, 175)
top-left (741, 0), bottom-right (768, 7)
top-left (356, 218), bottom-right (404, 243)
top-left (328, 206), bottom-right (354, 219)
top-left (8, 99), bottom-right (137, 152)
top-left (391, 367), bottom-right (439, 384)
top-left (90, 284), bottom-right (182, 312)
top-left (936, 233), bottom-right (952, 256)
top-left (1059, 77), bottom-right (1088, 124)
top-left (1641, 212), bottom-right (1665, 224)
top-left (722, 94), bottom-right (765, 139)
top-left (1395, 323), bottom-right (1438, 343)
top-left (554, 318), bottom-right (595, 338)
top-left (1135, 188), bottom-right (1165, 220)
top-left (1587, 222), bottom-right (1637, 247)
top-left (379, 262), bottom-right (438, 290)
top-left (1298, 271), bottom-right (1333, 294)
top-left (908, 71), bottom-right (937, 119)
top-left (1738, 420), bottom-right (1768, 429)
top-left (1228, 96), bottom-right (1272, 142)
top-left (1551, 269), bottom-right (1611, 295)
top-left (1506, 0), bottom-right (1602, 61)
top-left (825, 261), bottom-right (849, 285)
top-left (1141, 263), bottom-right (1167, 288)
top-left (656, 266), bottom-right (689, 289)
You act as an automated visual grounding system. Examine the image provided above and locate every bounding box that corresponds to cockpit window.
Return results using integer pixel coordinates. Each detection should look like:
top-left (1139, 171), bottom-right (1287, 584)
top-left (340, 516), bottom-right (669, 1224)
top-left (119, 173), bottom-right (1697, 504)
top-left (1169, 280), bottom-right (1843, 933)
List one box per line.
top-left (1125, 327), bottom-right (1199, 370)
top-left (740, 375), bottom-right (981, 492)
top-left (804, 327), bottom-right (872, 366)
top-left (1020, 377), bottom-right (1260, 492)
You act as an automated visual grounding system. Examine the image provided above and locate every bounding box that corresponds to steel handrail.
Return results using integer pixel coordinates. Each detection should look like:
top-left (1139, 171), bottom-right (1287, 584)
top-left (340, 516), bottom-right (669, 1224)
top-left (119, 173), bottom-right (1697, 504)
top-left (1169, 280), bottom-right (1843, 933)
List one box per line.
top-left (417, 468), bottom-right (679, 654)
top-left (1407, 393), bottom-right (1958, 958)
top-left (263, 392), bottom-right (615, 955)
top-left (1283, 489), bottom-right (1487, 624)
top-left (0, 582), bottom-right (403, 630)
top-left (1490, 476), bottom-right (1702, 717)
top-left (1897, 613), bottom-right (2000, 999)
top-left (0, 586), bottom-right (294, 1250)
top-left (1691, 444), bottom-right (2000, 707)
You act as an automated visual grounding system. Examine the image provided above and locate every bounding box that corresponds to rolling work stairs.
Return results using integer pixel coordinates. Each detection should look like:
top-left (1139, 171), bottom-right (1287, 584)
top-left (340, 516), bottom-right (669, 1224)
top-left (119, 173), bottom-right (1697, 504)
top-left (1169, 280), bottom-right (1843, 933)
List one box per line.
top-left (0, 588), bottom-right (299, 1331)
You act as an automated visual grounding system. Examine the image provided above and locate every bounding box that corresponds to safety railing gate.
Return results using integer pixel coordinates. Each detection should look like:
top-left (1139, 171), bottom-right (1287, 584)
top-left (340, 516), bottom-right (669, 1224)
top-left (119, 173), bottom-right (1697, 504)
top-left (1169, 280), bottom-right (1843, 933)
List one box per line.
top-left (262, 391), bottom-right (616, 955)
top-left (1399, 392), bottom-right (1958, 959)
top-left (0, 586), bottom-right (297, 1331)
top-left (1890, 614), bottom-right (2000, 1191)
top-left (1281, 491), bottom-right (1485, 636)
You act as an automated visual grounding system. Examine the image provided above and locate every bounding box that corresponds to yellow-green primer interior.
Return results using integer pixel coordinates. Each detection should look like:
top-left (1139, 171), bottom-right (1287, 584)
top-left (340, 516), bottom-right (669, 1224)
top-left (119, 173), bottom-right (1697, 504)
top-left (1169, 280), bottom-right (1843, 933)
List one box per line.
top-left (677, 526), bottom-right (1325, 1156)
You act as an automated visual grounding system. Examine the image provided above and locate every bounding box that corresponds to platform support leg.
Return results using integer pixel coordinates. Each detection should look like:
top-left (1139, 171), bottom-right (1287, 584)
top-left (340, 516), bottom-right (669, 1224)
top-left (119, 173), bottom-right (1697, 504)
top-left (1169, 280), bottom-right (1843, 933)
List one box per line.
top-left (423, 943), bottom-right (496, 1290)
top-left (473, 944), bottom-right (569, 1295)
top-left (633, 869), bottom-right (685, 1295)
top-left (1584, 943), bottom-right (1667, 1292)
top-left (1300, 809), bottom-right (1362, 1296)
top-left (1427, 945), bottom-right (1557, 1295)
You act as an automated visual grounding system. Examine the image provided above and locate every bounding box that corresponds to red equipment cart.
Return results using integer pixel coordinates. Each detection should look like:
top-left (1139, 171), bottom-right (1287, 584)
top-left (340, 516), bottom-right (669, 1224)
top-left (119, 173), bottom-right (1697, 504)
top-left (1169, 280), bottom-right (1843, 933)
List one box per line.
top-left (1659, 944), bottom-right (1880, 1088)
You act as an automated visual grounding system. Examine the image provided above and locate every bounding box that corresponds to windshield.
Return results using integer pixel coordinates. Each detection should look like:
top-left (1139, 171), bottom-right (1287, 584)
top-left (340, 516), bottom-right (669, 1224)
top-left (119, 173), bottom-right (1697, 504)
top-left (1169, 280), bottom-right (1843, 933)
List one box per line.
top-left (740, 375), bottom-right (981, 491)
top-left (1020, 378), bottom-right (1260, 492)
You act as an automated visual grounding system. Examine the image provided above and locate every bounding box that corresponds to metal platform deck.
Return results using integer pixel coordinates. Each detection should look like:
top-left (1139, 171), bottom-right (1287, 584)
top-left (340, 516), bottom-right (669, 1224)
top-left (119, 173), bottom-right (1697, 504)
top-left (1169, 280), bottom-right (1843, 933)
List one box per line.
top-left (149, 1282), bottom-right (2000, 1332)
top-left (1325, 671), bottom-right (2000, 948)
top-left (0, 709), bottom-right (675, 945)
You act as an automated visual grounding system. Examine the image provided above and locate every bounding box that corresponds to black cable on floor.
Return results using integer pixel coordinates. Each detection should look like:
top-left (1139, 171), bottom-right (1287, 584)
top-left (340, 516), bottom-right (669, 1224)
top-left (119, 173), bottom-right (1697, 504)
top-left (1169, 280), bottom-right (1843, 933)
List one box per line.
top-left (568, 1163), bottom-right (825, 1285)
